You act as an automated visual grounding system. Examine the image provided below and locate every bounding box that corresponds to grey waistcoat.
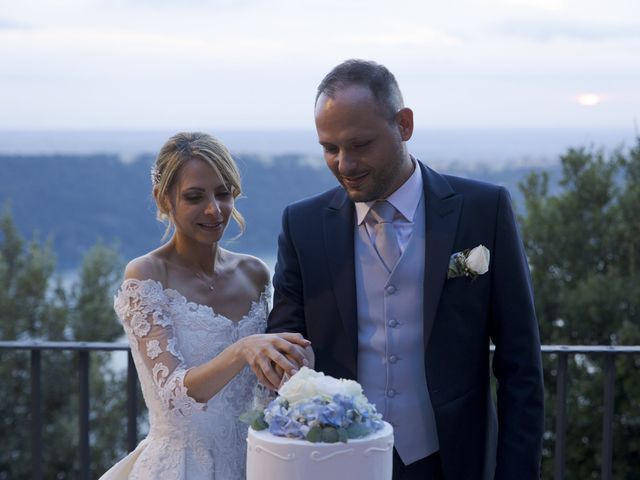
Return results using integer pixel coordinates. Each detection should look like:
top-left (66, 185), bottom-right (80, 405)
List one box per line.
top-left (355, 194), bottom-right (439, 464)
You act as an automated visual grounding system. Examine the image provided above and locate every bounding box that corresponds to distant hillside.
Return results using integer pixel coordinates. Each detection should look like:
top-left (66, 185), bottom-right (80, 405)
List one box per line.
top-left (0, 153), bottom-right (558, 269)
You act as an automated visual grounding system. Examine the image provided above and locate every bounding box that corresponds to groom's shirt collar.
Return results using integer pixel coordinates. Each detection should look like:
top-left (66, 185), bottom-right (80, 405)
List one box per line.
top-left (355, 157), bottom-right (423, 225)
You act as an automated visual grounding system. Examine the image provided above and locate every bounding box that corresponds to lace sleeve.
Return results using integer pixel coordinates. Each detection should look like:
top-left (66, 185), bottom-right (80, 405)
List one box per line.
top-left (114, 279), bottom-right (207, 417)
top-left (262, 281), bottom-right (273, 316)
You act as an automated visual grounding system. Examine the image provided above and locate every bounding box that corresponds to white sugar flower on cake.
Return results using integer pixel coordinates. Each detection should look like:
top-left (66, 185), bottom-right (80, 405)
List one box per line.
top-left (242, 367), bottom-right (384, 443)
top-left (279, 367), bottom-right (363, 404)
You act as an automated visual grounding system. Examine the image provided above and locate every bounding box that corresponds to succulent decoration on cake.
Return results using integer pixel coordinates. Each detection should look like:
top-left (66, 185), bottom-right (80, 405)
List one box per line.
top-left (241, 367), bottom-right (384, 443)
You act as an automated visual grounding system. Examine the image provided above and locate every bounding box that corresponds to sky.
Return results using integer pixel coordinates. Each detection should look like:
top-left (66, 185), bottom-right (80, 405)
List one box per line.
top-left (1, 0), bottom-right (639, 131)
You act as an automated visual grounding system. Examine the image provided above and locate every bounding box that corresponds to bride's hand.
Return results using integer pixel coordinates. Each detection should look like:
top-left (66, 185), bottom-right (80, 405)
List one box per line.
top-left (274, 345), bottom-right (315, 386)
top-left (240, 333), bottom-right (311, 390)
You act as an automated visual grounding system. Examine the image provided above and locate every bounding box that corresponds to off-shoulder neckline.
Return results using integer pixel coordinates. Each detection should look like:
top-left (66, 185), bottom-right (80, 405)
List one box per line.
top-left (118, 277), bottom-right (270, 325)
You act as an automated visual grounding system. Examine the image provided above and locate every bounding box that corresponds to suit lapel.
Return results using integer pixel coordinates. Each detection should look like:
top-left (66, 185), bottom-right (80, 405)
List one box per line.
top-left (323, 188), bottom-right (359, 360)
top-left (321, 164), bottom-right (460, 361)
top-left (420, 163), bottom-right (462, 345)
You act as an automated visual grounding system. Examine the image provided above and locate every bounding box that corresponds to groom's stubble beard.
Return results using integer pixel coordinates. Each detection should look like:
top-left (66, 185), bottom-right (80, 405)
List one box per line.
top-left (334, 149), bottom-right (410, 203)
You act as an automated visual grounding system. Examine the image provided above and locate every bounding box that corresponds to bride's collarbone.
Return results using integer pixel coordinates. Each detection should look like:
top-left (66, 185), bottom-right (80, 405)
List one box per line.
top-left (177, 281), bottom-right (262, 323)
top-left (163, 258), bottom-right (265, 321)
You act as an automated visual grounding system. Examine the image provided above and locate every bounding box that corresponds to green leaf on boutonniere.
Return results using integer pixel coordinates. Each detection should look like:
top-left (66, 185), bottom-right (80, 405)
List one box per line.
top-left (338, 427), bottom-right (349, 443)
top-left (447, 248), bottom-right (476, 279)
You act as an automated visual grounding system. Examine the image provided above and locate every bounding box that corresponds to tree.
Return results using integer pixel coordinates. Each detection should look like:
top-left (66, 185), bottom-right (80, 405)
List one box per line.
top-left (0, 210), bottom-right (64, 479)
top-left (0, 209), bottom-right (135, 479)
top-left (519, 139), bottom-right (640, 479)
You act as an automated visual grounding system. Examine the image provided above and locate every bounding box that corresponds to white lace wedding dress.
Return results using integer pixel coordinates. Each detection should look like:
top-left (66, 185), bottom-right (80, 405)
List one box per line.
top-left (100, 278), bottom-right (269, 480)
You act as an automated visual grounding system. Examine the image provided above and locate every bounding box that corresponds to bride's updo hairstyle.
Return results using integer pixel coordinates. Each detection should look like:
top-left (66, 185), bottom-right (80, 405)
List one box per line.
top-left (151, 132), bottom-right (245, 240)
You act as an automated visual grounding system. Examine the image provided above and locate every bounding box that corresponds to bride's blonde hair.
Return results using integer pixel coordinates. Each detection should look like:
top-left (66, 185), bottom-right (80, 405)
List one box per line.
top-left (151, 132), bottom-right (245, 240)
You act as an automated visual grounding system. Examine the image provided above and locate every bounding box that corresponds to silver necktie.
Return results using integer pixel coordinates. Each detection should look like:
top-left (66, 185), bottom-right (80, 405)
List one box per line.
top-left (370, 200), bottom-right (401, 272)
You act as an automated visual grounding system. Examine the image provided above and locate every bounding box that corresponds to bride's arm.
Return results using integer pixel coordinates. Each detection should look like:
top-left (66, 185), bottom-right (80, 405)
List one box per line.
top-left (118, 256), bottom-right (310, 410)
top-left (116, 274), bottom-right (209, 416)
top-left (184, 332), bottom-right (311, 402)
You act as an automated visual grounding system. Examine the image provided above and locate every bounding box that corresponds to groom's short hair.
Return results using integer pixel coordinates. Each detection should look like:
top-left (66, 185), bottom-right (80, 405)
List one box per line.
top-left (315, 59), bottom-right (405, 121)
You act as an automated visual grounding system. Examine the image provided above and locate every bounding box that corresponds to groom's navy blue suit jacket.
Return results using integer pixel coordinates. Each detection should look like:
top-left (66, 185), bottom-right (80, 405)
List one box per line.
top-left (268, 161), bottom-right (544, 479)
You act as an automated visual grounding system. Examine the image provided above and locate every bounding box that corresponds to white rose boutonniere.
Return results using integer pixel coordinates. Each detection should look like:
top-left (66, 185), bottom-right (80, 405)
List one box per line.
top-left (448, 244), bottom-right (490, 279)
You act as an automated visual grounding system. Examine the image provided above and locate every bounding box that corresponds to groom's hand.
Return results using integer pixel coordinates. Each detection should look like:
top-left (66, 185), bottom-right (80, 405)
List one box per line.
top-left (274, 344), bottom-right (315, 388)
top-left (242, 333), bottom-right (311, 390)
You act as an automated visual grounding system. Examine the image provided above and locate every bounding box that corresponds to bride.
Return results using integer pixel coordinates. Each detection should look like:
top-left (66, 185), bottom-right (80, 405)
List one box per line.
top-left (100, 132), bottom-right (311, 480)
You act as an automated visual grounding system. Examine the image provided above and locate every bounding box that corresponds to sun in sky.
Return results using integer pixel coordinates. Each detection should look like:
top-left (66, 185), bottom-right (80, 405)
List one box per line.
top-left (577, 93), bottom-right (602, 107)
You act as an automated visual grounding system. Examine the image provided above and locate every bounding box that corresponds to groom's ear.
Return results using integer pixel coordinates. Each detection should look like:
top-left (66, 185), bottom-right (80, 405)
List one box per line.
top-left (395, 107), bottom-right (414, 142)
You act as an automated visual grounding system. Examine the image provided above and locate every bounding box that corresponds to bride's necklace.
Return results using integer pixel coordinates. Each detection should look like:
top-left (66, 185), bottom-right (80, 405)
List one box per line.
top-left (188, 250), bottom-right (220, 292)
top-left (195, 270), bottom-right (216, 291)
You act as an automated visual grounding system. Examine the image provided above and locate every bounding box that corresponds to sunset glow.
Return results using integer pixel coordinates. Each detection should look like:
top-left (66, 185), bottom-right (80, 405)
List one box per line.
top-left (577, 94), bottom-right (601, 107)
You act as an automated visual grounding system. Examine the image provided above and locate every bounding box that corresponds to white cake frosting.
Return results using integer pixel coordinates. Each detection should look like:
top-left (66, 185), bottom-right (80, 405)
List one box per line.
top-left (245, 367), bottom-right (394, 480)
top-left (247, 421), bottom-right (393, 480)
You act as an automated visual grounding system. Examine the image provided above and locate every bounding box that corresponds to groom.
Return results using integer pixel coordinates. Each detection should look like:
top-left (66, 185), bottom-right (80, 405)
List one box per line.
top-left (267, 59), bottom-right (544, 480)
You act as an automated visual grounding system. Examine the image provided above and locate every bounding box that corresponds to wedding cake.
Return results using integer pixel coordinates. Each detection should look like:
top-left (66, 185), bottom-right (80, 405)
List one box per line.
top-left (245, 367), bottom-right (394, 480)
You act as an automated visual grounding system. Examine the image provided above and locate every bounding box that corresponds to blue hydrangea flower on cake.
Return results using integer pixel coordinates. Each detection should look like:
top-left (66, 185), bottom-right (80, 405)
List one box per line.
top-left (261, 367), bottom-right (384, 442)
top-left (244, 367), bottom-right (394, 480)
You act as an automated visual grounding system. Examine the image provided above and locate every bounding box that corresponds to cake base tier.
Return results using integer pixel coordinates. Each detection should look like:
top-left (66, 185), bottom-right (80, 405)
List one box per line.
top-left (246, 421), bottom-right (394, 480)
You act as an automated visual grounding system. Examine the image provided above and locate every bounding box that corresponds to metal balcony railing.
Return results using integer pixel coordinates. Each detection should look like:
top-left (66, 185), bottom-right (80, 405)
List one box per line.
top-left (539, 345), bottom-right (640, 480)
top-left (0, 341), bottom-right (134, 480)
top-left (1, 341), bottom-right (639, 480)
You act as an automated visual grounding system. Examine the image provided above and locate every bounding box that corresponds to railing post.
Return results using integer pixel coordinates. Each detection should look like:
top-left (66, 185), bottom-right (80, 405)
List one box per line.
top-left (78, 350), bottom-right (90, 480)
top-left (554, 352), bottom-right (568, 480)
top-left (31, 350), bottom-right (43, 480)
top-left (601, 354), bottom-right (615, 480)
top-left (127, 351), bottom-right (138, 452)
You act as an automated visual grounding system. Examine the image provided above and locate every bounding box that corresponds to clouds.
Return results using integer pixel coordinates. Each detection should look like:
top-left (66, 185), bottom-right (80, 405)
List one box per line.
top-left (496, 20), bottom-right (640, 42)
top-left (0, 18), bottom-right (29, 30)
top-left (0, 0), bottom-right (638, 129)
